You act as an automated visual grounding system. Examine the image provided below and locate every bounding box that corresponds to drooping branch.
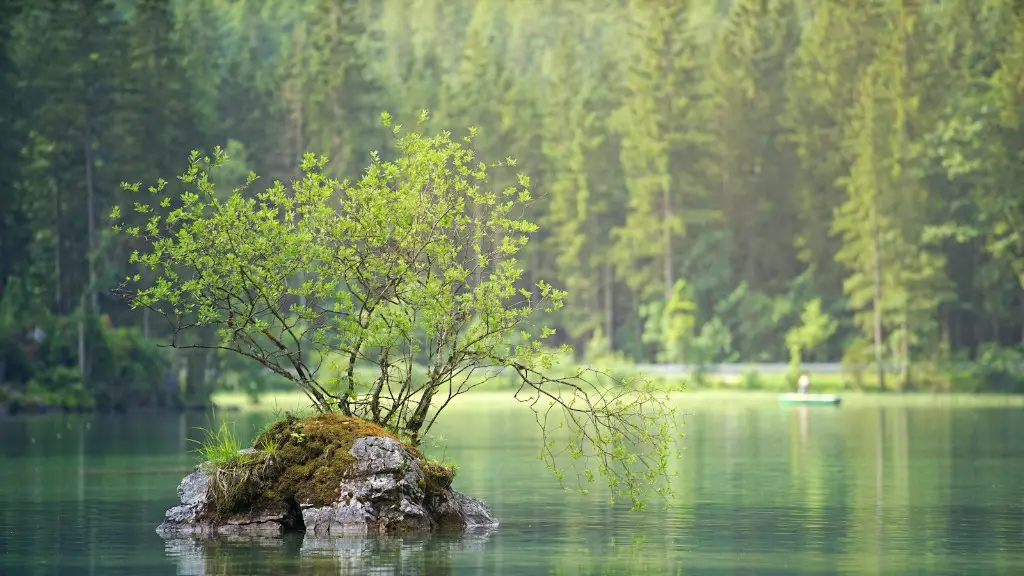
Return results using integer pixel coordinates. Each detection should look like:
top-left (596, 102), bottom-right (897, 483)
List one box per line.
top-left (510, 363), bottom-right (679, 511)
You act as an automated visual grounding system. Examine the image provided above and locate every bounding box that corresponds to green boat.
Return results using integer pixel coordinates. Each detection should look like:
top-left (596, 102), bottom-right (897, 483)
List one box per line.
top-left (779, 393), bottom-right (842, 406)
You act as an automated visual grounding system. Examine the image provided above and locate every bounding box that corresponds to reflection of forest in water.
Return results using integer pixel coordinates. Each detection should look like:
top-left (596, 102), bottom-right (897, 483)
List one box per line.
top-left (1, 400), bottom-right (1023, 574)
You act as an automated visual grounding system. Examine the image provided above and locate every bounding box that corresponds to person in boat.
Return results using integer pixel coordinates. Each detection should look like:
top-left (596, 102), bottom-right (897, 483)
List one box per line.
top-left (797, 373), bottom-right (810, 394)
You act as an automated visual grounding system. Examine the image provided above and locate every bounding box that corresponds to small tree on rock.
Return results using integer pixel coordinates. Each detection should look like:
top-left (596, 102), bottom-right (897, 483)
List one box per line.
top-left (111, 112), bottom-right (678, 509)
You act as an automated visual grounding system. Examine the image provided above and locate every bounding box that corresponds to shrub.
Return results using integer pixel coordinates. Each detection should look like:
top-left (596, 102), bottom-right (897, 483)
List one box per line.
top-left (0, 326), bottom-right (33, 384)
top-left (89, 325), bottom-right (172, 410)
top-left (972, 344), bottom-right (1024, 393)
top-left (113, 113), bottom-right (680, 510)
top-left (26, 366), bottom-right (94, 411)
top-left (741, 369), bottom-right (763, 390)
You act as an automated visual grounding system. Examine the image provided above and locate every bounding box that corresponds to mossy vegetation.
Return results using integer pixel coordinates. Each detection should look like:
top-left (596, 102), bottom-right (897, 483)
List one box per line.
top-left (419, 458), bottom-right (456, 493)
top-left (199, 413), bottom-right (454, 522)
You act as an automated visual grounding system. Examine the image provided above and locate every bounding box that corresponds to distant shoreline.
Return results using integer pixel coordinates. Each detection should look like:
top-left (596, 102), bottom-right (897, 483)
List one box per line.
top-left (7, 387), bottom-right (1023, 417)
top-left (0, 397), bottom-right (233, 417)
top-left (5, 359), bottom-right (1021, 417)
top-left (210, 388), bottom-right (1024, 414)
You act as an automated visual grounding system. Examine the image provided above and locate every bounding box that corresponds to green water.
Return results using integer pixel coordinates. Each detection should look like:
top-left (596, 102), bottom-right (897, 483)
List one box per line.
top-left (1, 396), bottom-right (1023, 575)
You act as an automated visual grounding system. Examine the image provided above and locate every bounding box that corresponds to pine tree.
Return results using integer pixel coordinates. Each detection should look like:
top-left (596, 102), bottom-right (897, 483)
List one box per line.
top-left (834, 64), bottom-right (891, 390)
top-left (876, 0), bottom-right (952, 387)
top-left (0, 0), bottom-right (26, 306)
top-left (707, 0), bottom-right (801, 359)
top-left (613, 0), bottom-right (708, 306)
top-left (438, 1), bottom-right (515, 287)
top-left (834, 0), bottom-right (953, 389)
top-left (537, 10), bottom-right (629, 354)
top-left (782, 1), bottom-right (881, 336)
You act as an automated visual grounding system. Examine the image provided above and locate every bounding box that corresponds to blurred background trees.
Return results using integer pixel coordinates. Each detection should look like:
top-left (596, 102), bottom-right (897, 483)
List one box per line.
top-left (1, 0), bottom-right (1022, 410)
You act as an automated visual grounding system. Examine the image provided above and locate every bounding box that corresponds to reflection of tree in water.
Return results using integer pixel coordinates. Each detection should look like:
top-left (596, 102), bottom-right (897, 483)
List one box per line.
top-left (163, 529), bottom-right (495, 575)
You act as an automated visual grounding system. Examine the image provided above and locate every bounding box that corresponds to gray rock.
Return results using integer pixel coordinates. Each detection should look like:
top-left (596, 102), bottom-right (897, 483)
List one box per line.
top-left (156, 434), bottom-right (497, 538)
top-left (449, 491), bottom-right (498, 527)
top-left (157, 446), bottom-right (299, 537)
top-left (157, 467), bottom-right (213, 536)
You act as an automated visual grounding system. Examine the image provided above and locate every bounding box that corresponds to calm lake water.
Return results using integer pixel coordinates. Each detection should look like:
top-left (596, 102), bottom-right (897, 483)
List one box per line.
top-left (1, 393), bottom-right (1023, 575)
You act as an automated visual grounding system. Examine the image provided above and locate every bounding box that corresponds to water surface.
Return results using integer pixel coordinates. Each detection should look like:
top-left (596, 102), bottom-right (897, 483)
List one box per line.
top-left (1, 394), bottom-right (1023, 574)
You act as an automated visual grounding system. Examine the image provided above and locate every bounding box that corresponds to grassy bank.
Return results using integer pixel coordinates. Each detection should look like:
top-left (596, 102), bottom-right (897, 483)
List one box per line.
top-left (210, 359), bottom-right (1024, 414)
top-left (213, 386), bottom-right (1024, 414)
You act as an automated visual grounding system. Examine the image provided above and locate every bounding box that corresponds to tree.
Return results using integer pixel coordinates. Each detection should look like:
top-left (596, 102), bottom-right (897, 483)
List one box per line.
top-left (0, 0), bottom-right (25, 305)
top-left (114, 113), bottom-right (678, 509)
top-left (834, 0), bottom-right (953, 390)
top-left (653, 279), bottom-right (697, 363)
top-left (782, 1), bottom-right (880, 325)
top-left (706, 0), bottom-right (803, 362)
top-left (538, 20), bottom-right (617, 355)
top-left (613, 0), bottom-right (708, 304)
top-left (987, 2), bottom-right (1024, 303)
top-left (785, 298), bottom-right (838, 372)
top-left (709, 0), bottom-right (801, 297)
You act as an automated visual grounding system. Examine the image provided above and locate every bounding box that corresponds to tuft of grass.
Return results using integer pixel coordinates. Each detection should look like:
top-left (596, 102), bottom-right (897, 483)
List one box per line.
top-left (255, 432), bottom-right (279, 456)
top-left (190, 417), bottom-right (244, 468)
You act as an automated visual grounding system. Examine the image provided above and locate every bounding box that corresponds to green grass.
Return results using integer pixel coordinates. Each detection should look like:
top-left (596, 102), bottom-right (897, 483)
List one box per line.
top-left (208, 359), bottom-right (1024, 413)
top-left (213, 358), bottom-right (1015, 410)
top-left (190, 416), bottom-right (244, 467)
top-left (679, 371), bottom-right (848, 392)
top-left (213, 386), bottom-right (1024, 414)
top-left (645, 367), bottom-right (984, 394)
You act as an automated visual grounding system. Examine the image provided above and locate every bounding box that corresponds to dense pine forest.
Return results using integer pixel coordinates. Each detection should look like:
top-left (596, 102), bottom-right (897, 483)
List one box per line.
top-left (1, 0), bottom-right (1022, 410)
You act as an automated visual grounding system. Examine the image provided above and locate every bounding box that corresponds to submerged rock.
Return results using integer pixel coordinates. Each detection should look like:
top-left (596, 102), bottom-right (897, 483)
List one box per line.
top-left (156, 414), bottom-right (497, 538)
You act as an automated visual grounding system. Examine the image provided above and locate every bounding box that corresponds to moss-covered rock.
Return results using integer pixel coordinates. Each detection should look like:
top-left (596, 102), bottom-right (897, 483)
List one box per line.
top-left (156, 414), bottom-right (496, 538)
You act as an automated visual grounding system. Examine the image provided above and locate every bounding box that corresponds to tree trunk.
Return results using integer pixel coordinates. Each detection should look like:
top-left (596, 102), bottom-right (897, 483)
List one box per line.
top-left (473, 202), bottom-right (484, 288)
top-left (0, 218), bottom-right (8, 305)
top-left (292, 42), bottom-right (305, 311)
top-left (895, 0), bottom-right (911, 392)
top-left (530, 236), bottom-right (540, 302)
top-left (80, 72), bottom-right (97, 382)
top-left (185, 348), bottom-right (210, 408)
top-left (84, 99), bottom-right (97, 312)
top-left (941, 303), bottom-right (950, 351)
top-left (900, 315), bottom-right (909, 391)
top-left (871, 215), bottom-right (886, 392)
top-left (661, 24), bottom-right (674, 303)
top-left (54, 176), bottom-right (63, 314)
top-left (603, 263), bottom-right (614, 352)
top-left (168, 354), bottom-right (184, 408)
top-left (78, 293), bottom-right (87, 379)
top-left (662, 184), bottom-right (674, 302)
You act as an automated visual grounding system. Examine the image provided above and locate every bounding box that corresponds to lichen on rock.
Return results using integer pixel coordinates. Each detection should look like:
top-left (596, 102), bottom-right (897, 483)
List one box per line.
top-left (156, 413), bottom-right (497, 538)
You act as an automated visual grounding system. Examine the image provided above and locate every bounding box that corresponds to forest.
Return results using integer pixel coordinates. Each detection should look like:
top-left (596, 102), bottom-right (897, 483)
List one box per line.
top-left (0, 0), bottom-right (1022, 411)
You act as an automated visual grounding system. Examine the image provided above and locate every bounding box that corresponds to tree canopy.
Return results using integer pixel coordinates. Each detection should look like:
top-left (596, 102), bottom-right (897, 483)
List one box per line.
top-left (114, 113), bottom-right (678, 509)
